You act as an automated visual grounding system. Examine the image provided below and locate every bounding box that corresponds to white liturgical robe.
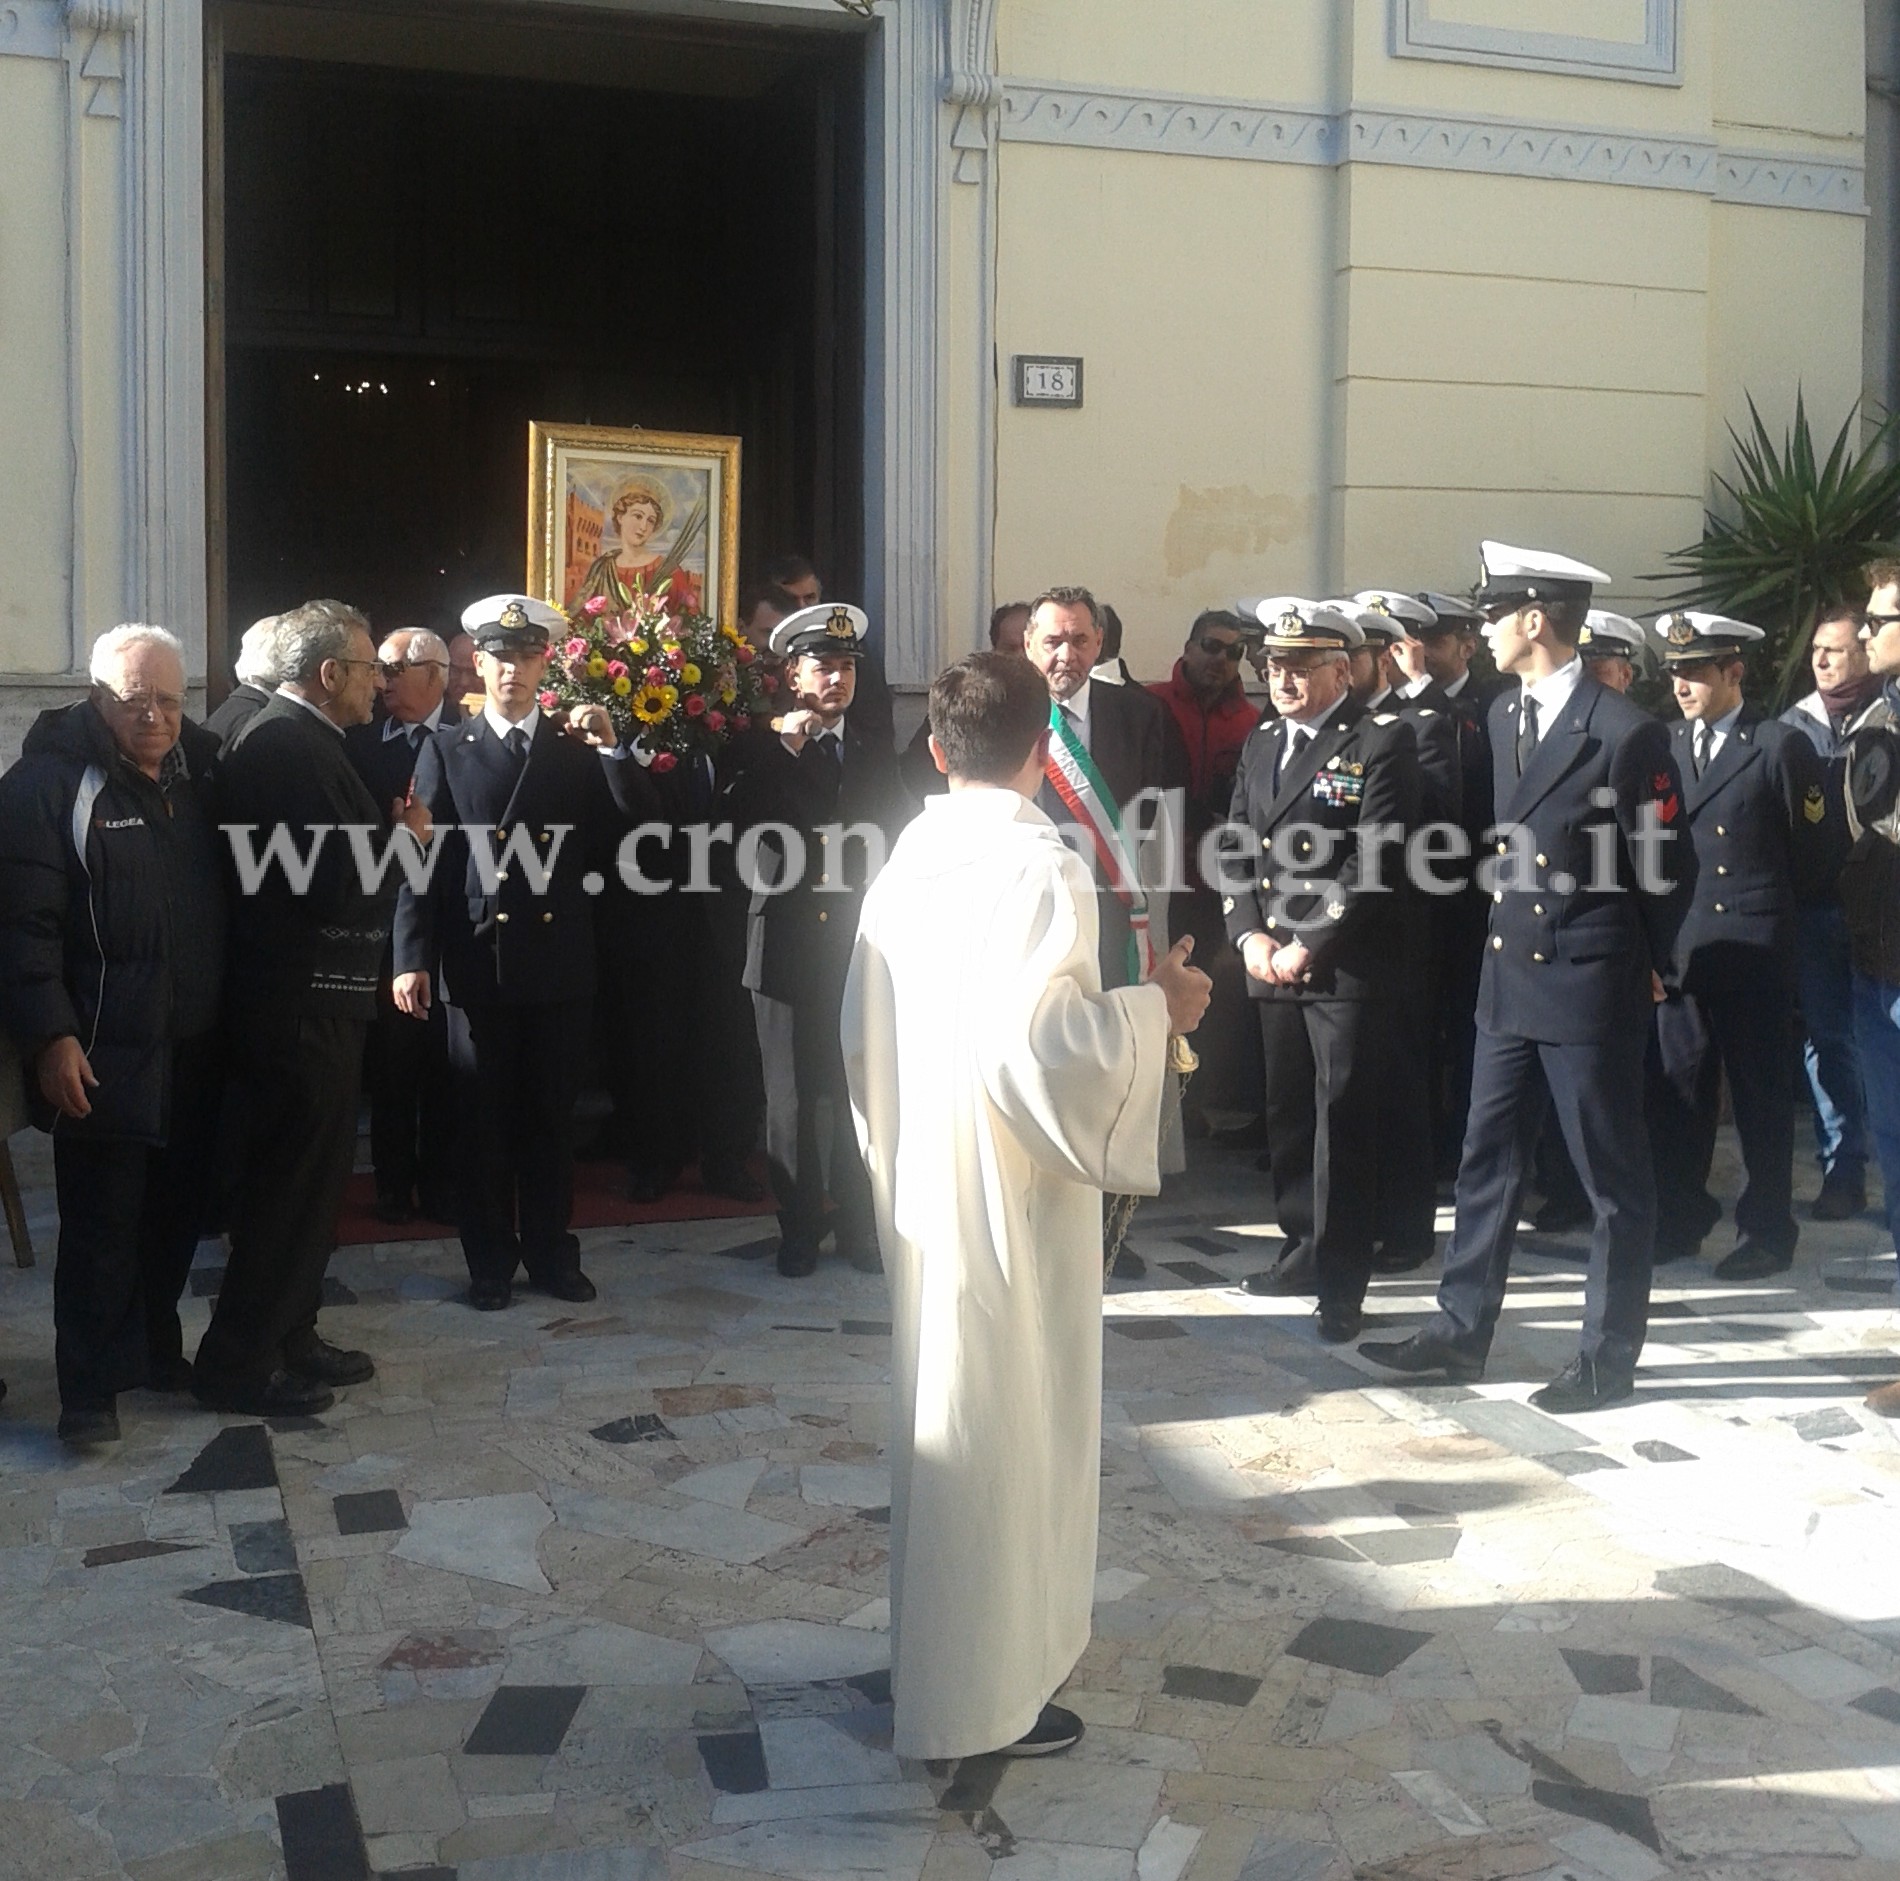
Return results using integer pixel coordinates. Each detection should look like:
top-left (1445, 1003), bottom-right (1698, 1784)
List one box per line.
top-left (842, 788), bottom-right (1171, 1759)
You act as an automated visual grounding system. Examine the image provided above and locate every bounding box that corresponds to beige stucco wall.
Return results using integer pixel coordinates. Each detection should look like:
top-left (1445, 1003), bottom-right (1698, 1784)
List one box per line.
top-left (982, 0), bottom-right (1870, 681)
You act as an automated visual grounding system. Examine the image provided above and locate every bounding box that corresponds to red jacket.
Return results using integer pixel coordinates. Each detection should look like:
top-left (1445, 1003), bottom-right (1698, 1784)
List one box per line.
top-left (1149, 663), bottom-right (1262, 829)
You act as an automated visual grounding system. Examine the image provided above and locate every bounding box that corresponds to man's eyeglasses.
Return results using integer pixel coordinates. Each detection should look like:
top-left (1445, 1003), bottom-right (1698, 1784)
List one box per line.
top-left (97, 685), bottom-right (184, 716)
top-left (1195, 637), bottom-right (1245, 661)
top-left (378, 659), bottom-right (447, 680)
top-left (1264, 656), bottom-right (1335, 678)
top-left (1863, 611), bottom-right (1900, 631)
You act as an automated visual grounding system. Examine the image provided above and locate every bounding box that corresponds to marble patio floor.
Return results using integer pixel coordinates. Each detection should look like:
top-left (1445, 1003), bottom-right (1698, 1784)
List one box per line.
top-left (3, 1126), bottom-right (1900, 1880)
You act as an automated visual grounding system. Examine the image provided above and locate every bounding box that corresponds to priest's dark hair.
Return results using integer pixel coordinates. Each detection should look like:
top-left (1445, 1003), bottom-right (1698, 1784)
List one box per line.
top-left (929, 651), bottom-right (1052, 783)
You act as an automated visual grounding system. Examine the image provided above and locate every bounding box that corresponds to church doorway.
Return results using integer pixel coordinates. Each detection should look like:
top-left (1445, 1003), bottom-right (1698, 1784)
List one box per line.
top-left (207, 0), bottom-right (867, 673)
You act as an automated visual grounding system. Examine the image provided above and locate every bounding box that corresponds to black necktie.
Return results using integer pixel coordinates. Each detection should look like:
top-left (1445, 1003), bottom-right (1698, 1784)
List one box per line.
top-left (1275, 725), bottom-right (1304, 789)
top-left (1694, 722), bottom-right (1713, 777)
top-left (505, 726), bottom-right (529, 772)
top-left (408, 722), bottom-right (425, 750)
top-left (1516, 696), bottom-right (1540, 777)
top-left (817, 732), bottom-right (841, 765)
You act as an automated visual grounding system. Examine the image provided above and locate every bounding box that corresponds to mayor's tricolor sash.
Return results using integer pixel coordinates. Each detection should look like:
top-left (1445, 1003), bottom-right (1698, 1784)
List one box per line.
top-left (1043, 701), bottom-right (1154, 983)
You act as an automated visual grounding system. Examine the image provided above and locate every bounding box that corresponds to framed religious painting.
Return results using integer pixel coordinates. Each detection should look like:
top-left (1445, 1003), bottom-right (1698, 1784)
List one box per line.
top-left (527, 422), bottom-right (741, 628)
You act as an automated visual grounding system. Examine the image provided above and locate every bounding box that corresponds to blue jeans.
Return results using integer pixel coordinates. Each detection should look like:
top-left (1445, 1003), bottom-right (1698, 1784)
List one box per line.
top-left (1798, 904), bottom-right (1868, 1178)
top-left (1851, 973), bottom-right (1900, 1252)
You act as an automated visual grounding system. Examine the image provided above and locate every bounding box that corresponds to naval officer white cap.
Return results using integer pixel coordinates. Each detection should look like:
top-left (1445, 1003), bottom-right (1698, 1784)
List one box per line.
top-left (1476, 542), bottom-right (1611, 613)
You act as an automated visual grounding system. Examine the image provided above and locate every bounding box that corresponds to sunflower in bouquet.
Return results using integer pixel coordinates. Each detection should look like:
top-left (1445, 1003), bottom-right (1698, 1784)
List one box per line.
top-left (541, 578), bottom-right (768, 772)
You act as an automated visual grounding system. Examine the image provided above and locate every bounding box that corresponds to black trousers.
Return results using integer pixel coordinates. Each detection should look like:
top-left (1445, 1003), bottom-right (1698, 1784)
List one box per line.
top-left (1433, 892), bottom-right (1487, 1175)
top-left (1256, 998), bottom-right (1387, 1312)
top-left (1432, 1023), bottom-right (1655, 1371)
top-left (51, 1032), bottom-right (221, 1409)
top-left (1649, 949), bottom-right (1798, 1258)
top-left (1378, 914), bottom-right (1440, 1258)
top-left (365, 979), bottom-right (455, 1208)
top-left (196, 1007), bottom-right (366, 1391)
top-left (759, 991), bottom-right (872, 1254)
top-left (449, 998), bottom-right (588, 1287)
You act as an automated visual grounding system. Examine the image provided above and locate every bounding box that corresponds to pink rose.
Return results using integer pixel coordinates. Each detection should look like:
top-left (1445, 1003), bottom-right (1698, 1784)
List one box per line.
top-left (735, 644), bottom-right (756, 665)
top-left (734, 714), bottom-right (753, 732)
top-left (707, 710), bottom-right (726, 733)
top-left (645, 665), bottom-right (666, 687)
top-left (564, 637), bottom-right (587, 659)
top-left (538, 689), bottom-right (559, 710)
top-left (606, 660), bottom-right (628, 680)
top-left (581, 595), bottom-right (609, 617)
top-left (685, 694), bottom-right (707, 718)
top-left (663, 648), bottom-right (684, 670)
top-left (652, 751), bottom-right (678, 773)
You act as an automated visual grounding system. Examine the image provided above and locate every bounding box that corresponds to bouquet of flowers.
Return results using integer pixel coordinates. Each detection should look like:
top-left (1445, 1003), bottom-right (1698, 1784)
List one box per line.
top-left (540, 579), bottom-right (772, 772)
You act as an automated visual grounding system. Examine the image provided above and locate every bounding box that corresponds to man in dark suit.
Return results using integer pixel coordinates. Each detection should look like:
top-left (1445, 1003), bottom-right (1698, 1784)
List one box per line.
top-left (195, 600), bottom-right (397, 1417)
top-left (1364, 543), bottom-right (1689, 1412)
top-left (1025, 585), bottom-right (1188, 993)
top-left (1646, 611), bottom-right (1833, 1279)
top-left (393, 595), bottom-right (665, 1310)
top-left (203, 615), bottom-right (284, 752)
top-left (348, 628), bottom-right (459, 1224)
top-left (1225, 600), bottom-right (1421, 1336)
top-left (725, 604), bottom-right (914, 1275)
top-left (1343, 593), bottom-right (1464, 1272)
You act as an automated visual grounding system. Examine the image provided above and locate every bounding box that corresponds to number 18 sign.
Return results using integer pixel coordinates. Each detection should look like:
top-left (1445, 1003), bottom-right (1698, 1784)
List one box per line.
top-left (1012, 355), bottom-right (1084, 408)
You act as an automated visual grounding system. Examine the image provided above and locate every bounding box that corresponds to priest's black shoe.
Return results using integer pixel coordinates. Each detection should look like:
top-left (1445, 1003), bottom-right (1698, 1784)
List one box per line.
top-left (1358, 1328), bottom-right (1486, 1383)
top-left (468, 1278), bottom-right (512, 1312)
top-left (1713, 1240), bottom-right (1793, 1283)
top-left (527, 1266), bottom-right (597, 1304)
top-left (1109, 1247), bottom-right (1145, 1281)
top-left (286, 1335), bottom-right (376, 1388)
top-left (1240, 1245), bottom-right (1315, 1297)
top-left (194, 1369), bottom-right (336, 1417)
top-left (840, 1238), bottom-right (884, 1275)
top-left (1813, 1170), bottom-right (1867, 1222)
top-left (59, 1403), bottom-right (121, 1447)
top-left (1529, 1354), bottom-right (1633, 1413)
top-left (627, 1161), bottom-right (681, 1205)
top-left (777, 1239), bottom-right (819, 1278)
top-left (998, 1703), bottom-right (1084, 1758)
top-left (702, 1157), bottom-right (767, 1204)
top-left (1315, 1302), bottom-right (1363, 1344)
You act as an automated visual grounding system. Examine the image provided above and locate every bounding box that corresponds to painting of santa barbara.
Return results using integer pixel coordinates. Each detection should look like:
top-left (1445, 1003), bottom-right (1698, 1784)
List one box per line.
top-left (528, 422), bottom-right (740, 627)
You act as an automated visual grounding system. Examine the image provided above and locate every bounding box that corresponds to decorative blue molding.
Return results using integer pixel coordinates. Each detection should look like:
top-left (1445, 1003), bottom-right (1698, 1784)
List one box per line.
top-left (0, 1), bottom-right (64, 58)
top-left (1390, 0), bottom-right (1682, 87)
top-left (998, 81), bottom-right (1864, 217)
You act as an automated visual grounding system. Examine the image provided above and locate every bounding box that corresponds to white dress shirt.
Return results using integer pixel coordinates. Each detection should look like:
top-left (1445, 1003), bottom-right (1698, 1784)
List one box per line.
top-left (274, 685), bottom-right (344, 736)
top-left (1056, 682), bottom-right (1092, 752)
top-left (1694, 701), bottom-right (1744, 770)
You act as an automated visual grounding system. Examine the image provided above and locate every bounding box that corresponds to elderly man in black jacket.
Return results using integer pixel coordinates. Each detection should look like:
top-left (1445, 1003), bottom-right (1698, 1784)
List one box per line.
top-left (0, 625), bottom-right (226, 1446)
top-left (194, 599), bottom-right (397, 1417)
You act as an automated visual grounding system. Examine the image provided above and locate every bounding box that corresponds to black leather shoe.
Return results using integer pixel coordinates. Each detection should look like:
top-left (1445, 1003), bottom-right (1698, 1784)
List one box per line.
top-left (1713, 1241), bottom-right (1793, 1283)
top-left (1240, 1248), bottom-right (1315, 1298)
top-left (998, 1703), bottom-right (1084, 1758)
top-left (1531, 1198), bottom-right (1591, 1234)
top-left (59, 1404), bottom-right (121, 1446)
top-left (1109, 1247), bottom-right (1146, 1281)
top-left (702, 1159), bottom-right (767, 1204)
top-left (1315, 1302), bottom-right (1363, 1344)
top-left (1529, 1354), bottom-right (1634, 1413)
top-left (840, 1240), bottom-right (884, 1275)
top-left (1813, 1172), bottom-right (1867, 1222)
top-left (146, 1355), bottom-right (197, 1395)
top-left (527, 1267), bottom-right (597, 1304)
top-left (1651, 1238), bottom-right (1700, 1267)
top-left (194, 1370), bottom-right (336, 1417)
top-left (1371, 1243), bottom-right (1434, 1275)
top-left (628, 1162), bottom-right (681, 1205)
top-left (285, 1337), bottom-right (376, 1387)
top-left (1358, 1329), bottom-right (1487, 1382)
top-left (777, 1240), bottom-right (819, 1278)
top-left (468, 1278), bottom-right (513, 1312)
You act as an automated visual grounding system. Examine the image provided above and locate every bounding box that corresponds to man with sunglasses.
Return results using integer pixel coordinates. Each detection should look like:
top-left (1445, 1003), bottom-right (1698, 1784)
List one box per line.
top-left (1226, 600), bottom-right (1422, 1339)
top-left (1151, 611), bottom-right (1268, 1131)
top-left (347, 630), bottom-right (460, 1226)
top-left (1363, 545), bottom-right (1688, 1412)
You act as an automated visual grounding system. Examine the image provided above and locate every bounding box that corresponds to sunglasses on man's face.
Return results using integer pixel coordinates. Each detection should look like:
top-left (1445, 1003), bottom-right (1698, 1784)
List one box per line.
top-left (378, 659), bottom-right (447, 680)
top-left (1864, 611), bottom-right (1900, 631)
top-left (1196, 637), bottom-right (1245, 660)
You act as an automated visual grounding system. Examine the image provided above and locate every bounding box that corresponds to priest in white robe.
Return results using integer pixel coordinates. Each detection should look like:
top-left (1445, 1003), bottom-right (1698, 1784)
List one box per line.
top-left (842, 651), bottom-right (1210, 1761)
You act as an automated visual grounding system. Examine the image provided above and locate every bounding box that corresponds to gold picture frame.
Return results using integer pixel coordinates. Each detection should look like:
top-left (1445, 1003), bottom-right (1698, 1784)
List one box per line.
top-left (527, 421), bottom-right (741, 629)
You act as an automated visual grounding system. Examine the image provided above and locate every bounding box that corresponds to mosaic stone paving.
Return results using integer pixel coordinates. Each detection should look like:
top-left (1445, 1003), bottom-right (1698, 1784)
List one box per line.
top-left (3, 1125), bottom-right (1900, 1880)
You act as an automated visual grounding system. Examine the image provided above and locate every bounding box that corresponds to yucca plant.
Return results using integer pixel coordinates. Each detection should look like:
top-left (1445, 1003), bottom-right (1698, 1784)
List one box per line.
top-left (1656, 391), bottom-right (1900, 708)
